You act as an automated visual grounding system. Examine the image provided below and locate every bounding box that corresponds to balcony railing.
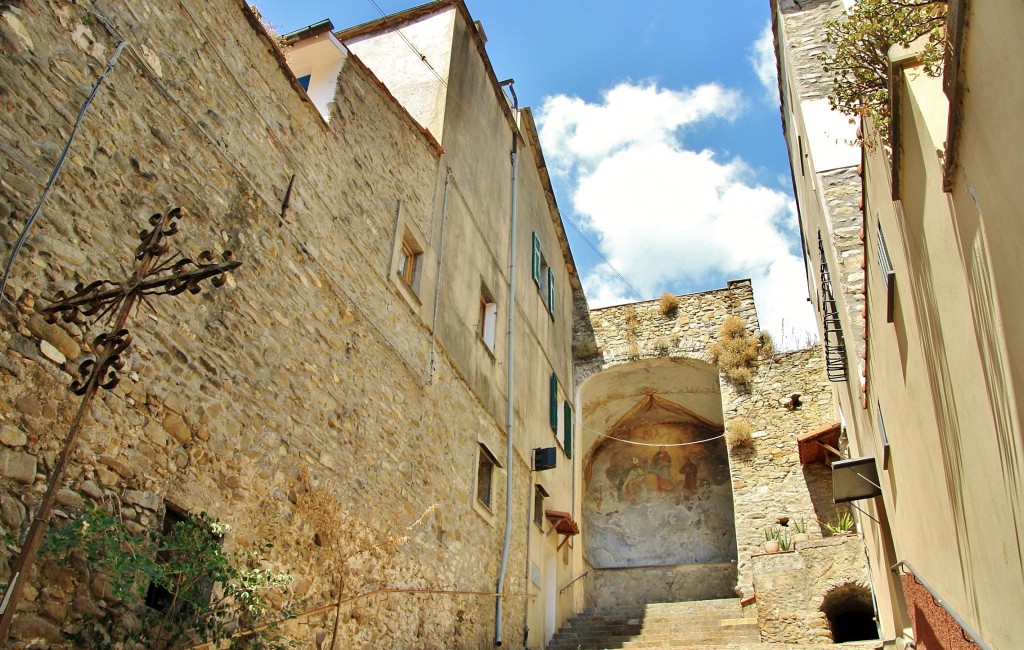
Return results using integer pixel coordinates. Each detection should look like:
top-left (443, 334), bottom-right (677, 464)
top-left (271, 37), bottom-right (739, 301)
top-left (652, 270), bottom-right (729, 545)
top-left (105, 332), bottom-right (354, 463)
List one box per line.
top-left (819, 233), bottom-right (847, 382)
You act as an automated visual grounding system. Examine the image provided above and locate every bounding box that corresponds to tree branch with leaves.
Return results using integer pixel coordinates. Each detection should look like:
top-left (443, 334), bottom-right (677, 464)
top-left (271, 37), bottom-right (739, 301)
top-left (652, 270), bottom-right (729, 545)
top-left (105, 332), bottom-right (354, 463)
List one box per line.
top-left (819, 0), bottom-right (947, 143)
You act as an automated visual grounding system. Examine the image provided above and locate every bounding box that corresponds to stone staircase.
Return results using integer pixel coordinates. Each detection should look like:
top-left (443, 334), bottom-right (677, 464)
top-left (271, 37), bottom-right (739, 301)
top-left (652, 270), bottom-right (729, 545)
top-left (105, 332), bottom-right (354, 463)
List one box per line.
top-left (547, 598), bottom-right (757, 649)
top-left (546, 598), bottom-right (883, 650)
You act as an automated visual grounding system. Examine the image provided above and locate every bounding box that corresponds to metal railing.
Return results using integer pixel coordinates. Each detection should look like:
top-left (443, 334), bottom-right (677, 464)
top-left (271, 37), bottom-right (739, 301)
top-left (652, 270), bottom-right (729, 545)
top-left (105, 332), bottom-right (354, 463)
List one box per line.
top-left (819, 232), bottom-right (848, 382)
top-left (559, 570), bottom-right (590, 595)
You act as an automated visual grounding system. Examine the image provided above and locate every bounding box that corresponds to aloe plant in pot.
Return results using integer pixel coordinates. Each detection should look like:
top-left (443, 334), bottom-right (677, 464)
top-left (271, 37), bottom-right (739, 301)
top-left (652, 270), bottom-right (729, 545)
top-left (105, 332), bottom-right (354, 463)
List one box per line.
top-left (763, 525), bottom-right (781, 553)
top-left (822, 511), bottom-right (855, 536)
top-left (791, 517), bottom-right (810, 546)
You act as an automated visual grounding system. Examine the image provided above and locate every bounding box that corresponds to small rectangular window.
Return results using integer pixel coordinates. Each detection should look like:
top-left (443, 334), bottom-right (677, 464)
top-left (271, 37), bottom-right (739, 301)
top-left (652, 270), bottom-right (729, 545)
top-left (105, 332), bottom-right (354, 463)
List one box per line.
top-left (876, 401), bottom-right (891, 470)
top-left (876, 222), bottom-right (896, 323)
top-left (477, 446), bottom-right (497, 509)
top-left (547, 268), bottom-right (555, 319)
top-left (549, 372), bottom-right (559, 432)
top-left (479, 285), bottom-right (497, 351)
top-left (531, 232), bottom-right (541, 286)
top-left (395, 229), bottom-right (423, 297)
top-left (533, 485), bottom-right (548, 528)
top-left (563, 400), bottom-right (573, 459)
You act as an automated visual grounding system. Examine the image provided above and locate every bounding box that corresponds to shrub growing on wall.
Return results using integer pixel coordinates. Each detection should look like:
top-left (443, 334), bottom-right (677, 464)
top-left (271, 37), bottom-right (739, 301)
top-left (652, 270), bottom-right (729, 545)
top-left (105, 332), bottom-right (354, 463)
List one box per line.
top-left (708, 316), bottom-right (760, 388)
top-left (43, 502), bottom-right (293, 649)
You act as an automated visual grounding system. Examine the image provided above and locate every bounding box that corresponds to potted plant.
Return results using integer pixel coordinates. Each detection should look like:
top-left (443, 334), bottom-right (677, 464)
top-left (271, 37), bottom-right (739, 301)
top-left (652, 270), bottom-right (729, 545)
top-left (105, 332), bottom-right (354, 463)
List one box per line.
top-left (763, 525), bottom-right (781, 553)
top-left (822, 511), bottom-right (855, 536)
top-left (778, 530), bottom-right (792, 552)
top-left (791, 518), bottom-right (810, 545)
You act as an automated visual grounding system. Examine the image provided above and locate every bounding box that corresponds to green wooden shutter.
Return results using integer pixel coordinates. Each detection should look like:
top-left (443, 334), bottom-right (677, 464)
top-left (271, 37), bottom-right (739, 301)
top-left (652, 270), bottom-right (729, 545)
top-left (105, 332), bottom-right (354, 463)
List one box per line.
top-left (563, 400), bottom-right (573, 459)
top-left (547, 269), bottom-right (555, 318)
top-left (549, 372), bottom-right (558, 431)
top-left (532, 233), bottom-right (541, 286)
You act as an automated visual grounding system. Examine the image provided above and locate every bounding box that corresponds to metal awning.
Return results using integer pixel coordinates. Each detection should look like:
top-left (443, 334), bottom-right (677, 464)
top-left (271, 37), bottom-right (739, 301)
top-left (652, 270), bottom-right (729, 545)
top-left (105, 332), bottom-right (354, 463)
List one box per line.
top-left (832, 456), bottom-right (882, 503)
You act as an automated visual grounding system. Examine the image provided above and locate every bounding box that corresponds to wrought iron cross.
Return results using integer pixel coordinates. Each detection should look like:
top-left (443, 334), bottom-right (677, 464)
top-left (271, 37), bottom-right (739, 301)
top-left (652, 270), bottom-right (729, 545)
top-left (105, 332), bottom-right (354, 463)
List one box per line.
top-left (0, 208), bottom-right (240, 642)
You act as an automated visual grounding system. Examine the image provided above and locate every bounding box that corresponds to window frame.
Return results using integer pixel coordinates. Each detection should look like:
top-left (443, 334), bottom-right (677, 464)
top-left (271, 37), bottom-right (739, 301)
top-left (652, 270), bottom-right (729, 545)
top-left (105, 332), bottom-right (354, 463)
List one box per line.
top-left (476, 445), bottom-right (499, 511)
top-left (479, 284), bottom-right (497, 352)
top-left (533, 484), bottom-right (548, 529)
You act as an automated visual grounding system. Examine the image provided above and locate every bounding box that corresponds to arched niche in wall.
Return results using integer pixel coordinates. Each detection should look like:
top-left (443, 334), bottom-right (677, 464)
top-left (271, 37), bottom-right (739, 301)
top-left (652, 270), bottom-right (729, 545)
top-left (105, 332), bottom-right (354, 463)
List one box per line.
top-left (579, 358), bottom-right (737, 569)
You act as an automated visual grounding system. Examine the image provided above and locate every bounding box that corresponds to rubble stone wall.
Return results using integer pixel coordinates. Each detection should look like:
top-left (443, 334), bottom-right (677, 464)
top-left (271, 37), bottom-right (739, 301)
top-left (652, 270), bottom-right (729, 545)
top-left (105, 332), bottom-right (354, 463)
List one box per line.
top-left (585, 285), bottom-right (855, 602)
top-left (0, 0), bottom-right (528, 647)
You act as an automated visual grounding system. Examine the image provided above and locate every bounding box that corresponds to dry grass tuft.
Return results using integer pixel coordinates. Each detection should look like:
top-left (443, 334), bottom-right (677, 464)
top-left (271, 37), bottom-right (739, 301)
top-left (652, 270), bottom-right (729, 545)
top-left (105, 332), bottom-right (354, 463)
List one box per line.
top-left (653, 336), bottom-right (671, 355)
top-left (726, 418), bottom-right (754, 450)
top-left (709, 316), bottom-right (760, 389)
top-left (627, 342), bottom-right (641, 361)
top-left (659, 292), bottom-right (680, 316)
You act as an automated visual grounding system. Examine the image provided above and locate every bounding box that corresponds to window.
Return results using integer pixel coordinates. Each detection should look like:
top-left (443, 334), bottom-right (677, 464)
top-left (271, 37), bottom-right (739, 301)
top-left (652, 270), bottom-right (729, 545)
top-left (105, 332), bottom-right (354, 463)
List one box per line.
top-left (477, 445), bottom-right (498, 510)
top-left (563, 400), bottom-right (573, 459)
top-left (546, 266), bottom-right (555, 319)
top-left (479, 284), bottom-right (497, 351)
top-left (533, 485), bottom-right (548, 528)
top-left (532, 231), bottom-right (555, 319)
top-left (395, 229), bottom-right (423, 296)
top-left (876, 222), bottom-right (896, 323)
top-left (876, 401), bottom-right (891, 470)
top-left (145, 504), bottom-right (219, 613)
top-left (297, 74), bottom-right (311, 91)
top-left (549, 372), bottom-right (559, 432)
top-left (531, 232), bottom-right (541, 286)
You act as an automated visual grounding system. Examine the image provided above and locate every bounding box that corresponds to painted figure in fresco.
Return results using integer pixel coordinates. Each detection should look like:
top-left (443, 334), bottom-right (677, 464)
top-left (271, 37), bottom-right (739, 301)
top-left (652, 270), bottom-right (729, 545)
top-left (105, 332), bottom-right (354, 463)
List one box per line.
top-left (651, 446), bottom-right (673, 491)
top-left (621, 457), bottom-right (647, 504)
top-left (679, 454), bottom-right (699, 491)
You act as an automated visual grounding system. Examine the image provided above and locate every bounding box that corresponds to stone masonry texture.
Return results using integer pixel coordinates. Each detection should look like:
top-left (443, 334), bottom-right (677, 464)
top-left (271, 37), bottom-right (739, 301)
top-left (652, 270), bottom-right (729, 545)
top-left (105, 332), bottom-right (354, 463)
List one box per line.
top-left (0, 0), bottom-right (529, 647)
top-left (583, 284), bottom-right (861, 614)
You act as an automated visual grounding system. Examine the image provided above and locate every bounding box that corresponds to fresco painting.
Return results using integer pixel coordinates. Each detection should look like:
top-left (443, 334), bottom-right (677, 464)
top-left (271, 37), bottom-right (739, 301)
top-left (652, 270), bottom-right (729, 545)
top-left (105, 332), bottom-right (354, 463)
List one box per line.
top-left (584, 408), bottom-right (737, 569)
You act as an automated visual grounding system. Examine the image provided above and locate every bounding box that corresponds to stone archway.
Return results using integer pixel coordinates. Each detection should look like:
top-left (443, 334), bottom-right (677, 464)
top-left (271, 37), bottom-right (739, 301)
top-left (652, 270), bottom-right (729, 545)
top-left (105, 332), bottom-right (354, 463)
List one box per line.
top-left (579, 358), bottom-right (738, 608)
top-left (821, 583), bottom-right (879, 642)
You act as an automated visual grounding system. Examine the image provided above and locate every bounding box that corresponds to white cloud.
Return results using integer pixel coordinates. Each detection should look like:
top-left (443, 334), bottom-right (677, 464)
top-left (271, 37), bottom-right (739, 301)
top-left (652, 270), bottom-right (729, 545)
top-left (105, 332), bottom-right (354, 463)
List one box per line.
top-left (750, 23), bottom-right (779, 101)
top-left (539, 82), bottom-right (742, 176)
top-left (538, 81), bottom-right (817, 348)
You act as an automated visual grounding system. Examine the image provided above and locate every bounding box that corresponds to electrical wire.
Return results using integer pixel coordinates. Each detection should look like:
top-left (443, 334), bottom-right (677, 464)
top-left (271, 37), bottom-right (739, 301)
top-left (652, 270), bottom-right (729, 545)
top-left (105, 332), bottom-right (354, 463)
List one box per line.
top-left (0, 37), bottom-right (127, 302)
top-left (585, 428), bottom-right (725, 448)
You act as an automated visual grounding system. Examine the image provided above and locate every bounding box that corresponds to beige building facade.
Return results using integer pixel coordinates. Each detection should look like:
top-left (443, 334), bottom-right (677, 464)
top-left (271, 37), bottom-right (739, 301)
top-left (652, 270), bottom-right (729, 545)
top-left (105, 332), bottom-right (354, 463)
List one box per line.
top-left (0, 0), bottom-right (883, 646)
top-left (773, 0), bottom-right (1024, 647)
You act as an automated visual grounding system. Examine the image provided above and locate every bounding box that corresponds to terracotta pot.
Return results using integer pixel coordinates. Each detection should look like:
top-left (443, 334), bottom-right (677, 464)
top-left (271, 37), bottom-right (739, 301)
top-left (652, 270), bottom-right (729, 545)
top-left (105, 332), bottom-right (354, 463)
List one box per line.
top-left (792, 533), bottom-right (810, 546)
top-left (764, 540), bottom-right (780, 553)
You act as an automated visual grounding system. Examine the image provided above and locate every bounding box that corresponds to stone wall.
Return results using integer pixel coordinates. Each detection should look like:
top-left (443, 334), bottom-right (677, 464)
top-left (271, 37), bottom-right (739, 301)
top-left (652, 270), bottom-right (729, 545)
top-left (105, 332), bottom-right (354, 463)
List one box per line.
top-left (0, 1), bottom-right (531, 647)
top-left (777, 0), bottom-right (846, 102)
top-left (583, 283), bottom-right (858, 604)
top-left (751, 536), bottom-right (871, 643)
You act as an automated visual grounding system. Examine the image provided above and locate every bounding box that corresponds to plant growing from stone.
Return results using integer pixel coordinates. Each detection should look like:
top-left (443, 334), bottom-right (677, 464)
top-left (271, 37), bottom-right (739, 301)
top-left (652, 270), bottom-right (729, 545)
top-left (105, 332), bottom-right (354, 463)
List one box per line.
top-left (792, 518), bottom-right (808, 535)
top-left (726, 418), bottom-right (754, 451)
top-left (708, 316), bottom-right (760, 388)
top-left (819, 0), bottom-right (947, 144)
top-left (659, 292), bottom-right (680, 316)
top-left (764, 525), bottom-right (781, 542)
top-left (42, 501), bottom-right (293, 649)
top-left (294, 480), bottom-right (436, 650)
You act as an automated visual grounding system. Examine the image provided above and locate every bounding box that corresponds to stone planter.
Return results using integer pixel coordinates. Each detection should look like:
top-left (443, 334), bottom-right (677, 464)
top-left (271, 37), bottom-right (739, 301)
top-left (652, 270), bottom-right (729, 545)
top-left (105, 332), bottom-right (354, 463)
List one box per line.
top-left (792, 533), bottom-right (810, 546)
top-left (764, 540), bottom-right (780, 553)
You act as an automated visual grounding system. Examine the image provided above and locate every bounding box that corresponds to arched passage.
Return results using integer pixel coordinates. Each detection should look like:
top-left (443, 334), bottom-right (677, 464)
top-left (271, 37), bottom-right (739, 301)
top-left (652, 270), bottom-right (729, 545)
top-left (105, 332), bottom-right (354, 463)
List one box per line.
top-left (821, 583), bottom-right (879, 642)
top-left (579, 358), bottom-right (738, 607)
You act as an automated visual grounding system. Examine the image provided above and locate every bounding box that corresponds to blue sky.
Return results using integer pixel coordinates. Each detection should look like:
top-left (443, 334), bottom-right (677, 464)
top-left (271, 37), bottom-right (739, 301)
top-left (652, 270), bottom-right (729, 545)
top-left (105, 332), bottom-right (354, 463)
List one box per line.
top-left (254, 0), bottom-right (818, 346)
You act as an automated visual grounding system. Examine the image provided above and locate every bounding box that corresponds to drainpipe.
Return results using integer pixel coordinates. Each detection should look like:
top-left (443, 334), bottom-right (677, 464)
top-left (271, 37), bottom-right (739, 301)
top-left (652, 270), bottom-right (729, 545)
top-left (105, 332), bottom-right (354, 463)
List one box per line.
top-left (428, 166), bottom-right (453, 383)
top-left (495, 78), bottom-right (519, 647)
